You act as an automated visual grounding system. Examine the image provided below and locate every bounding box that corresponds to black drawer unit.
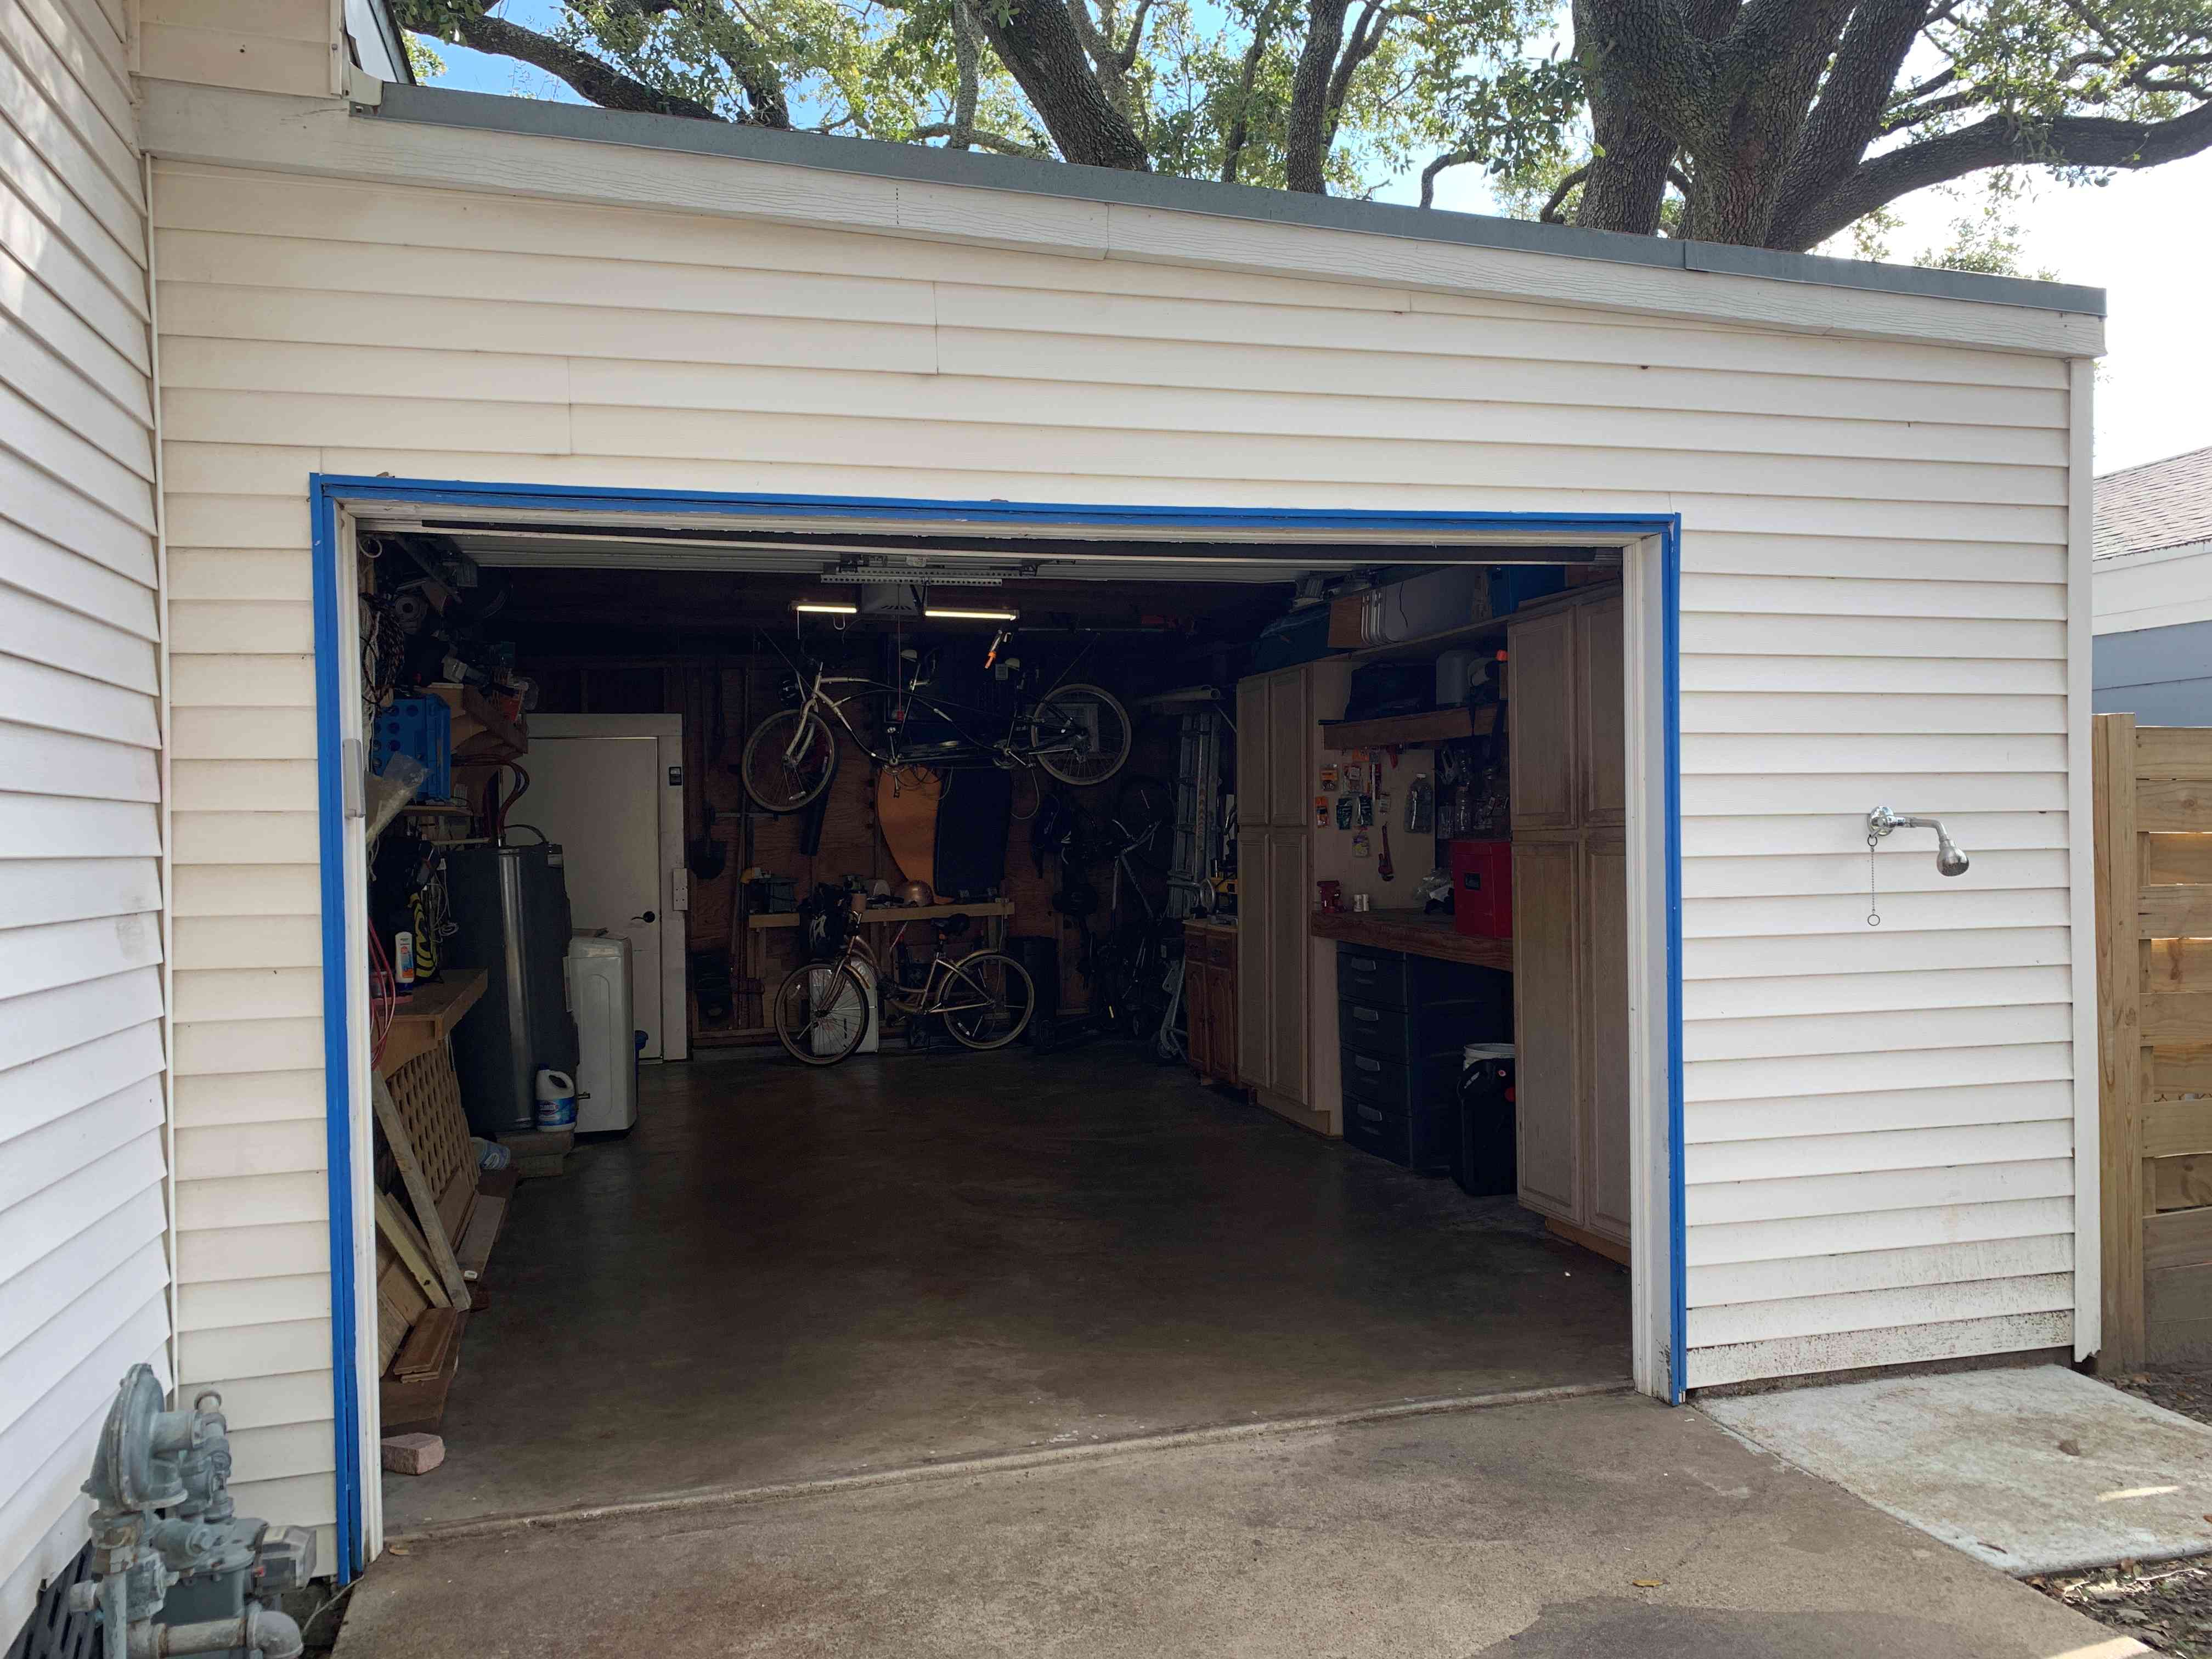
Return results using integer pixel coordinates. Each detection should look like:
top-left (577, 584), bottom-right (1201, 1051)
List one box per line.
top-left (1341, 1051), bottom-right (1465, 1172)
top-left (1334, 945), bottom-right (1510, 1175)
top-left (1335, 946), bottom-right (1413, 1009)
top-left (1339, 996), bottom-right (1417, 1062)
top-left (1342, 1096), bottom-right (1414, 1166)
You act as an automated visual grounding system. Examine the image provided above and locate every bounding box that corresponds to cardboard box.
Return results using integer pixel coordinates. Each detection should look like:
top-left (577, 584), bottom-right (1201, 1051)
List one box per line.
top-left (1328, 594), bottom-right (1367, 648)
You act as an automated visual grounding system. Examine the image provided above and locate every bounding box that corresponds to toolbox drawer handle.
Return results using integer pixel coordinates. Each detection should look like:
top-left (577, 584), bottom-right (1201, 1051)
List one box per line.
top-left (1355, 1055), bottom-right (1382, 1073)
top-left (1347, 956), bottom-right (1381, 972)
top-left (1356, 1104), bottom-right (1384, 1122)
top-left (1353, 1007), bottom-right (1379, 1022)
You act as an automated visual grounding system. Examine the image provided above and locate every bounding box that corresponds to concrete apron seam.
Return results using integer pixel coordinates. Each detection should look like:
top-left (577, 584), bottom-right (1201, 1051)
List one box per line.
top-left (386, 1378), bottom-right (1636, 1547)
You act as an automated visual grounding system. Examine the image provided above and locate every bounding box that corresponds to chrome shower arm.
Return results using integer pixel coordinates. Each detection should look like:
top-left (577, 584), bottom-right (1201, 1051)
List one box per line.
top-left (1868, 806), bottom-right (1970, 877)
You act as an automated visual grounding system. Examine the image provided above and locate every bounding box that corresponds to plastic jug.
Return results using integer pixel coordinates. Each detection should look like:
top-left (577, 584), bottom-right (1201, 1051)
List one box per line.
top-left (534, 1068), bottom-right (578, 1132)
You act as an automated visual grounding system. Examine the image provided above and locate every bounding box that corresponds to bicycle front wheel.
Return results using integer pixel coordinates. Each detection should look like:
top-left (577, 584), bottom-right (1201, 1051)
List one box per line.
top-left (742, 709), bottom-right (838, 814)
top-left (1027, 684), bottom-right (1131, 789)
top-left (772, 962), bottom-right (873, 1065)
top-left (937, 951), bottom-right (1036, 1051)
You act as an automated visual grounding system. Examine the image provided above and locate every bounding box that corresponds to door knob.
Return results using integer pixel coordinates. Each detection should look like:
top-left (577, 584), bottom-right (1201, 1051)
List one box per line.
top-left (633, 910), bottom-right (657, 924)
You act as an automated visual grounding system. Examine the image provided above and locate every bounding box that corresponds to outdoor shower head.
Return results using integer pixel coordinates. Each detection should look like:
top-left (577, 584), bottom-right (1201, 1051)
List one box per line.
top-left (1868, 806), bottom-right (1971, 878)
top-left (1933, 827), bottom-right (1970, 878)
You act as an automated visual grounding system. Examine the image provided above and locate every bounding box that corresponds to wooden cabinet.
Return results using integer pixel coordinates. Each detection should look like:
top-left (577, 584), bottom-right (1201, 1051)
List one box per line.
top-left (1507, 606), bottom-right (1577, 831)
top-left (1582, 831), bottom-right (1632, 1242)
top-left (1235, 832), bottom-right (1272, 1088)
top-left (1265, 827), bottom-right (1311, 1101)
top-left (1510, 837), bottom-right (1579, 1221)
top-left (1184, 921), bottom-right (1239, 1086)
top-left (1234, 659), bottom-right (1349, 1133)
top-left (1578, 595), bottom-right (1627, 830)
top-left (1509, 588), bottom-right (1630, 1254)
top-left (1235, 676), bottom-right (1269, 819)
top-left (1266, 673), bottom-right (1311, 827)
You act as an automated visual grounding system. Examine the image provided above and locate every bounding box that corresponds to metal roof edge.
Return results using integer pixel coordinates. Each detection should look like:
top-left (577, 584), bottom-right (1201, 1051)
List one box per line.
top-left (369, 81), bottom-right (2107, 319)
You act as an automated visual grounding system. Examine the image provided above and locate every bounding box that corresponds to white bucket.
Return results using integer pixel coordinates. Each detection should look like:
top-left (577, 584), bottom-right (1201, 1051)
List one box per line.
top-left (534, 1068), bottom-right (577, 1132)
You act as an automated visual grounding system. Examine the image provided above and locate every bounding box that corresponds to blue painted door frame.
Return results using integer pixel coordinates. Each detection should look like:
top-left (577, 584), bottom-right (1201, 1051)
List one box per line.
top-left (310, 474), bottom-right (1686, 1577)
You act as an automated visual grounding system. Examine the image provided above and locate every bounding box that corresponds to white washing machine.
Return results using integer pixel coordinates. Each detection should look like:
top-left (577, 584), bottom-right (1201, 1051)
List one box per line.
top-left (566, 934), bottom-right (638, 1132)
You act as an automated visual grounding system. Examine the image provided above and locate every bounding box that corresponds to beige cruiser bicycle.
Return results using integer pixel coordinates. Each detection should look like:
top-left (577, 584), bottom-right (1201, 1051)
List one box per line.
top-left (774, 916), bottom-right (1036, 1065)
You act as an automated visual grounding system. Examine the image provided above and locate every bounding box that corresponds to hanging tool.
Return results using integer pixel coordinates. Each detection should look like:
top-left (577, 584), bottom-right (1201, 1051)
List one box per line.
top-left (1379, 822), bottom-right (1394, 882)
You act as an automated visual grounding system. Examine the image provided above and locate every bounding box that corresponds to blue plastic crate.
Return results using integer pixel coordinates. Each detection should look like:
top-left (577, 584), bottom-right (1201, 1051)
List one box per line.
top-left (1488, 566), bottom-right (1566, 618)
top-left (371, 695), bottom-right (452, 799)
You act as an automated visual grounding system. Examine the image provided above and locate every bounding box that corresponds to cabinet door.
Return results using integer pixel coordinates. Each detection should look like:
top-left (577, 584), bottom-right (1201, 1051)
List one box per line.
top-left (1265, 828), bottom-right (1311, 1104)
top-left (1235, 677), bottom-right (1270, 824)
top-left (1267, 672), bottom-right (1309, 829)
top-left (1577, 595), bottom-right (1627, 831)
top-left (1512, 835), bottom-right (1581, 1223)
top-left (1210, 956), bottom-right (1237, 1082)
top-left (1582, 834), bottom-right (1633, 1245)
top-left (1237, 836), bottom-right (1272, 1087)
top-left (1185, 958), bottom-right (1211, 1075)
top-left (1509, 607), bottom-right (1577, 832)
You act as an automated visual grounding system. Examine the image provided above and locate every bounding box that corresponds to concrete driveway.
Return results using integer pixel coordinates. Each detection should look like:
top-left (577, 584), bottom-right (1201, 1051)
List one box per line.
top-left (337, 1391), bottom-right (2138, 1658)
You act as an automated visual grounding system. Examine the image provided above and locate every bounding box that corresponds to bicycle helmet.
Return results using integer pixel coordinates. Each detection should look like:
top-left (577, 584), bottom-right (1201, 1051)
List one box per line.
top-left (895, 879), bottom-right (934, 906)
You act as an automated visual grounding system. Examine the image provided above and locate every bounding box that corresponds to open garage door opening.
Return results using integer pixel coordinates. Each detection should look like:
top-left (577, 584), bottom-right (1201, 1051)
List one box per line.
top-left (327, 494), bottom-right (1676, 1543)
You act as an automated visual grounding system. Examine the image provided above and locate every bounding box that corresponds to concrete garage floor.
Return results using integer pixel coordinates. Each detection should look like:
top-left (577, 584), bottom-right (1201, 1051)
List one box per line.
top-left (341, 1391), bottom-right (2137, 1659)
top-left (383, 1045), bottom-right (1629, 1534)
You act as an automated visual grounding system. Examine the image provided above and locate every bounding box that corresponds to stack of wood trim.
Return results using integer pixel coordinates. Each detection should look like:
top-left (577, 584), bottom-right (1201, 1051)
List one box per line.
top-left (390, 1308), bottom-right (465, 1383)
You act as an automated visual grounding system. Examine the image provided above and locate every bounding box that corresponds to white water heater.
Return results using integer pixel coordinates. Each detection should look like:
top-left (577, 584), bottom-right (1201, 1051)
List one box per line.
top-left (566, 934), bottom-right (638, 1133)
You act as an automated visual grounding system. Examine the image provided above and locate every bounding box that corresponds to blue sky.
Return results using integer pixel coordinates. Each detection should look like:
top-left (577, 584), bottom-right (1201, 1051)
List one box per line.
top-left (415, 4), bottom-right (2211, 472)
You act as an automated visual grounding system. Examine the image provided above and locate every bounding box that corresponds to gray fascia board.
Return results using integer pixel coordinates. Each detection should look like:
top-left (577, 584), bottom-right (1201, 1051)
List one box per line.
top-left (369, 81), bottom-right (2106, 318)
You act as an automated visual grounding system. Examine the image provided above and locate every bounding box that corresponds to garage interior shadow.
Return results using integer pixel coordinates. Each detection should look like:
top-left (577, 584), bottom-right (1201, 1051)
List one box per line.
top-left (381, 1044), bottom-right (1633, 1534)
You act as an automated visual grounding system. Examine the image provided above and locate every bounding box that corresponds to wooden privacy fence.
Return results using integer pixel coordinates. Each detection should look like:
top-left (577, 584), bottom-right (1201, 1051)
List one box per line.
top-left (2097, 714), bottom-right (2212, 1369)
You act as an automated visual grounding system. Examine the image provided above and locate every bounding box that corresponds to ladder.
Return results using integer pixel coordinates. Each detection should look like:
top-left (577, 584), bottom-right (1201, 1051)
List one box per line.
top-left (1165, 708), bottom-right (1221, 919)
top-left (1155, 705), bottom-right (1222, 1058)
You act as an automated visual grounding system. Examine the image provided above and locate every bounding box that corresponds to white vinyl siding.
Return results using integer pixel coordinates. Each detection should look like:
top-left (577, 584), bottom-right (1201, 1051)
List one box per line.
top-left (0, 0), bottom-right (168, 1639)
top-left (148, 123), bottom-right (2084, 1462)
top-left (135, 0), bottom-right (336, 100)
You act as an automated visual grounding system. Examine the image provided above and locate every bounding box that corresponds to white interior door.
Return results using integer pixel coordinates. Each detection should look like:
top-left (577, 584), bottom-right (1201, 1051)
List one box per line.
top-left (523, 732), bottom-right (669, 1057)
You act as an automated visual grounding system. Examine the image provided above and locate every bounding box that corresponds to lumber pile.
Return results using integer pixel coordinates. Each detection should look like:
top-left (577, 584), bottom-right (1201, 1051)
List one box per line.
top-left (371, 1045), bottom-right (518, 1437)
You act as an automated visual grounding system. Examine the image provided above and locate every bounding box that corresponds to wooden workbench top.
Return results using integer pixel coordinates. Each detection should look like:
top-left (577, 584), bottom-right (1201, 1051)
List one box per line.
top-left (1310, 909), bottom-right (1513, 971)
top-left (379, 968), bottom-right (488, 1077)
top-left (749, 899), bottom-right (1015, 929)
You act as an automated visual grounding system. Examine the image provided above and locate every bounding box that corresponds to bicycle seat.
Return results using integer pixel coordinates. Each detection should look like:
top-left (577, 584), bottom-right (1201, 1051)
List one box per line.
top-left (935, 913), bottom-right (973, 940)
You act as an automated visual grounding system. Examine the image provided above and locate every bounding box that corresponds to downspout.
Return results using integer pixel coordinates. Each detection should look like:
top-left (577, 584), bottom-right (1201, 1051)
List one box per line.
top-left (144, 151), bottom-right (181, 1395)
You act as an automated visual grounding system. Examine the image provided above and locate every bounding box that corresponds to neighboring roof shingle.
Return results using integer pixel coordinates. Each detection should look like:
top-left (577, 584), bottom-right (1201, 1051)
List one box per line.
top-left (2097, 445), bottom-right (2212, 560)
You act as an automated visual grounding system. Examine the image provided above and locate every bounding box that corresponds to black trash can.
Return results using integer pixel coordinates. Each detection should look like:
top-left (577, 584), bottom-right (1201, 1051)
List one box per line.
top-left (1454, 1043), bottom-right (1517, 1197)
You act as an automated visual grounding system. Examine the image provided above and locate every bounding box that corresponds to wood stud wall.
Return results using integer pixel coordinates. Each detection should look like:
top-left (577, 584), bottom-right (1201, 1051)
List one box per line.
top-left (525, 656), bottom-right (1170, 1030)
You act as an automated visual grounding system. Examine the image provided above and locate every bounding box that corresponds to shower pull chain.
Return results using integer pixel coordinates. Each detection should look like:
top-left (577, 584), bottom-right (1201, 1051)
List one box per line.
top-left (1867, 828), bottom-right (1882, 928)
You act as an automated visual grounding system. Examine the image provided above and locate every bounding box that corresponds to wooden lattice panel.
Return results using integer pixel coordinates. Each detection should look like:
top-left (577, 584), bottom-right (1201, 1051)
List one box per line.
top-left (385, 1042), bottom-right (476, 1244)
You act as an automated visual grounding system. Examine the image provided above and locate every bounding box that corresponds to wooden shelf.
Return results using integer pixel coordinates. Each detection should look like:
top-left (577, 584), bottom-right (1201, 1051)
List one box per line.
top-left (1311, 908), bottom-right (1513, 971)
top-left (428, 683), bottom-right (528, 762)
top-left (750, 899), bottom-right (1016, 930)
top-left (401, 803), bottom-right (475, 819)
top-left (1321, 703), bottom-right (1496, 750)
top-left (379, 968), bottom-right (488, 1077)
top-left (1342, 580), bottom-right (1623, 665)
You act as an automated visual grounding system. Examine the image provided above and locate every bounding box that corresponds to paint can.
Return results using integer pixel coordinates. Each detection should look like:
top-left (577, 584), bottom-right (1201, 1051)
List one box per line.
top-left (534, 1068), bottom-right (577, 1132)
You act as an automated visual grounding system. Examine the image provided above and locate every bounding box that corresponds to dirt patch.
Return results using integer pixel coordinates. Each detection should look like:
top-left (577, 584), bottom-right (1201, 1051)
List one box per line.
top-left (2111, 1368), bottom-right (2212, 1430)
top-left (2028, 1367), bottom-right (2212, 1654)
top-left (2034, 1556), bottom-right (2212, 1656)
